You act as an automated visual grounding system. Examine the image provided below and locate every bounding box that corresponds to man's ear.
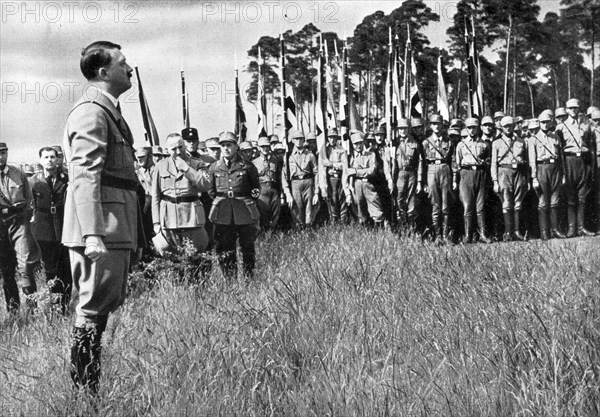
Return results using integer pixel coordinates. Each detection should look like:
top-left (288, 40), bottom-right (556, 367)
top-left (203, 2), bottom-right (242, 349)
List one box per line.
top-left (98, 66), bottom-right (109, 80)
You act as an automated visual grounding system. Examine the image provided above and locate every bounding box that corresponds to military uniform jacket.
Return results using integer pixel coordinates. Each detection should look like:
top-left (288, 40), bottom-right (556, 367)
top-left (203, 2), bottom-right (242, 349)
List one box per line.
top-left (252, 153), bottom-right (283, 188)
top-left (0, 165), bottom-right (32, 222)
top-left (491, 134), bottom-right (528, 182)
top-left (62, 88), bottom-right (139, 250)
top-left (207, 155), bottom-right (260, 225)
top-left (555, 117), bottom-right (593, 154)
top-left (151, 157), bottom-right (210, 229)
top-left (527, 130), bottom-right (562, 179)
top-left (29, 171), bottom-right (68, 242)
top-left (285, 149), bottom-right (318, 182)
top-left (350, 150), bottom-right (377, 180)
top-left (319, 145), bottom-right (349, 192)
top-left (386, 137), bottom-right (425, 184)
top-left (136, 165), bottom-right (155, 196)
top-left (453, 138), bottom-right (491, 174)
top-left (423, 133), bottom-right (453, 165)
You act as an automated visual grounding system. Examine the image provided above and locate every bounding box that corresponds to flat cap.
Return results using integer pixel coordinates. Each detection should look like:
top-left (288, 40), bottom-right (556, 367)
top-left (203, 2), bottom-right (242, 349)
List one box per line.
top-left (555, 107), bottom-right (567, 117)
top-left (397, 118), bottom-right (411, 128)
top-left (258, 137), bottom-right (270, 147)
top-left (481, 116), bottom-right (494, 125)
top-left (0, 142), bottom-right (7, 151)
top-left (218, 131), bottom-right (237, 144)
top-left (181, 127), bottom-right (199, 141)
top-left (528, 118), bottom-right (540, 129)
top-left (566, 98), bottom-right (580, 108)
top-left (514, 116), bottom-right (524, 124)
top-left (586, 106), bottom-right (600, 116)
top-left (539, 112), bottom-right (553, 122)
top-left (448, 128), bottom-right (461, 136)
top-left (493, 111), bottom-right (506, 120)
top-left (273, 143), bottom-right (287, 151)
top-left (465, 117), bottom-right (479, 127)
top-left (501, 116), bottom-right (514, 126)
top-left (350, 131), bottom-right (365, 143)
top-left (206, 138), bottom-right (220, 149)
top-left (306, 132), bottom-right (317, 141)
top-left (429, 114), bottom-right (444, 124)
top-left (269, 134), bottom-right (280, 143)
top-left (539, 109), bottom-right (554, 119)
top-left (411, 118), bottom-right (424, 128)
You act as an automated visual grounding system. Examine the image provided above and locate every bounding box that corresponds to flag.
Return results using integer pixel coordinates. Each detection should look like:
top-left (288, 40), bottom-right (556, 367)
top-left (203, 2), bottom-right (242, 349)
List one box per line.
top-left (181, 70), bottom-right (190, 128)
top-left (437, 55), bottom-right (450, 121)
top-left (339, 43), bottom-right (350, 153)
top-left (465, 15), bottom-right (484, 118)
top-left (407, 26), bottom-right (422, 118)
top-left (284, 82), bottom-right (297, 133)
top-left (135, 67), bottom-right (160, 146)
top-left (315, 36), bottom-right (327, 155)
top-left (325, 42), bottom-right (338, 131)
top-left (235, 69), bottom-right (247, 142)
top-left (385, 27), bottom-right (393, 143)
top-left (257, 46), bottom-right (268, 138)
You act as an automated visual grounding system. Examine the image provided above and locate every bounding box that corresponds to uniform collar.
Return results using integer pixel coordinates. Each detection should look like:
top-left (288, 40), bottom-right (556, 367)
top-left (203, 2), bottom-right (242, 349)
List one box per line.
top-left (0, 166), bottom-right (8, 175)
top-left (100, 89), bottom-right (119, 108)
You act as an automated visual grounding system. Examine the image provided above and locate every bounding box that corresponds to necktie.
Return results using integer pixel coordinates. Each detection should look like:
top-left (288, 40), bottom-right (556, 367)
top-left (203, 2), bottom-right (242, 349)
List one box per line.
top-left (116, 102), bottom-right (122, 114)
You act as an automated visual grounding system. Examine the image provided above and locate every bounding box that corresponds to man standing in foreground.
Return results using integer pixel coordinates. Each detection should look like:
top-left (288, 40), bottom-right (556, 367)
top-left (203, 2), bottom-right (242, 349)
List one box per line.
top-left (63, 41), bottom-right (141, 393)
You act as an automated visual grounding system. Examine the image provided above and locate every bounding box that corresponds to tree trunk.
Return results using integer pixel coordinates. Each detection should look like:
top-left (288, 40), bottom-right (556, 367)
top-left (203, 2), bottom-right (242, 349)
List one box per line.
top-left (552, 67), bottom-right (560, 108)
top-left (456, 61), bottom-right (463, 118)
top-left (591, 26), bottom-right (595, 105)
top-left (512, 36), bottom-right (517, 116)
top-left (567, 61), bottom-right (571, 99)
top-left (527, 78), bottom-right (535, 118)
top-left (504, 14), bottom-right (513, 114)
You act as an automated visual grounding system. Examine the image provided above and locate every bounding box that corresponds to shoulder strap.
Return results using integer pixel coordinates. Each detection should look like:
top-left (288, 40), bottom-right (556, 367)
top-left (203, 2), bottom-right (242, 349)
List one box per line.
top-left (533, 133), bottom-right (557, 158)
top-left (68, 100), bottom-right (131, 145)
top-left (462, 140), bottom-right (482, 165)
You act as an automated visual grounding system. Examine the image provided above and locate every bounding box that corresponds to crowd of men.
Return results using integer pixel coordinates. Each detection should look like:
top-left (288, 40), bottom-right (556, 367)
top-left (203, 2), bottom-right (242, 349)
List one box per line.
top-left (0, 39), bottom-right (599, 395)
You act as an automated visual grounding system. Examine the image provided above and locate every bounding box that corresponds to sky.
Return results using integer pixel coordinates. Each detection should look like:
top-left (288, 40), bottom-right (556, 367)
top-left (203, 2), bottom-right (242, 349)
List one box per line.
top-left (1, 0), bottom-right (561, 163)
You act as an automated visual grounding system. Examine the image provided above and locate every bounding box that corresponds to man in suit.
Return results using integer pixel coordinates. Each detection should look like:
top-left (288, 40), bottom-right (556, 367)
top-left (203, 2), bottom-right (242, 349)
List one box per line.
top-left (63, 41), bottom-right (142, 393)
top-left (0, 142), bottom-right (38, 312)
top-left (30, 146), bottom-right (71, 312)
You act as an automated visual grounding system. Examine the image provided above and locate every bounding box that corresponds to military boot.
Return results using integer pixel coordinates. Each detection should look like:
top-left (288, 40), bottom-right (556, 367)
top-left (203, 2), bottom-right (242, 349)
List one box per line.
top-left (538, 209), bottom-right (549, 240)
top-left (566, 205), bottom-right (577, 238)
top-left (513, 210), bottom-right (527, 241)
top-left (577, 204), bottom-right (596, 236)
top-left (443, 215), bottom-right (454, 244)
top-left (431, 214), bottom-right (441, 241)
top-left (462, 216), bottom-right (473, 244)
top-left (477, 214), bottom-right (493, 243)
top-left (70, 324), bottom-right (103, 394)
top-left (503, 212), bottom-right (513, 242)
top-left (550, 207), bottom-right (566, 239)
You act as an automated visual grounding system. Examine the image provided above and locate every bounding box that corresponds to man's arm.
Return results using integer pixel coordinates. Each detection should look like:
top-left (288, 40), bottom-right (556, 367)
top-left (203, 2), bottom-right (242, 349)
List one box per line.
top-left (150, 165), bottom-right (161, 227)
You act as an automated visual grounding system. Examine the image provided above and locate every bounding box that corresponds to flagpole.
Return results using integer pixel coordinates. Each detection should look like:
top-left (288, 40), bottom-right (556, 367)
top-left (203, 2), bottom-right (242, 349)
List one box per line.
top-left (181, 67), bottom-right (189, 129)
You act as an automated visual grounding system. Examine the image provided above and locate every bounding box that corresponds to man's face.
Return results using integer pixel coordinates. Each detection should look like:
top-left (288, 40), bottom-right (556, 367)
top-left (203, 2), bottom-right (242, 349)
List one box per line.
top-left (40, 150), bottom-right (57, 171)
top-left (307, 140), bottom-right (317, 153)
top-left (0, 150), bottom-right (7, 169)
top-left (467, 126), bottom-right (479, 138)
top-left (55, 153), bottom-right (64, 166)
top-left (375, 134), bottom-right (385, 145)
top-left (398, 127), bottom-right (409, 138)
top-left (502, 123), bottom-right (514, 136)
top-left (221, 142), bottom-right (237, 160)
top-left (354, 142), bottom-right (365, 153)
top-left (136, 154), bottom-right (149, 168)
top-left (153, 154), bottom-right (162, 163)
top-left (327, 136), bottom-right (339, 147)
top-left (540, 120), bottom-right (552, 132)
top-left (184, 139), bottom-right (198, 154)
top-left (275, 150), bottom-right (285, 162)
top-left (494, 118), bottom-right (503, 129)
top-left (208, 147), bottom-right (221, 160)
top-left (167, 143), bottom-right (185, 159)
top-left (104, 49), bottom-right (133, 96)
top-left (260, 145), bottom-right (271, 156)
top-left (430, 122), bottom-right (441, 134)
top-left (482, 124), bottom-right (493, 136)
top-left (293, 138), bottom-right (305, 149)
top-left (242, 149), bottom-right (254, 160)
top-left (566, 106), bottom-right (579, 119)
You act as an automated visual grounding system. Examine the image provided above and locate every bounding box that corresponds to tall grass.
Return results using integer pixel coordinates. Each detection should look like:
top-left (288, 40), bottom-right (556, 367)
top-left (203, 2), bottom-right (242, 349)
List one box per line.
top-left (1, 226), bottom-right (599, 416)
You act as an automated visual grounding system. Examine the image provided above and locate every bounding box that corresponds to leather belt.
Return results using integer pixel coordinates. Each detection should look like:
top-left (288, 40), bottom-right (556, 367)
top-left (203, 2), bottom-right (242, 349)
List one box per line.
top-left (499, 163), bottom-right (522, 169)
top-left (101, 174), bottom-right (139, 191)
top-left (291, 174), bottom-right (313, 180)
top-left (0, 204), bottom-right (26, 217)
top-left (160, 194), bottom-right (200, 203)
top-left (537, 158), bottom-right (557, 164)
top-left (565, 151), bottom-right (588, 157)
top-left (37, 206), bottom-right (63, 214)
top-left (260, 181), bottom-right (279, 188)
top-left (427, 159), bottom-right (447, 166)
top-left (215, 191), bottom-right (251, 198)
top-left (461, 165), bottom-right (485, 171)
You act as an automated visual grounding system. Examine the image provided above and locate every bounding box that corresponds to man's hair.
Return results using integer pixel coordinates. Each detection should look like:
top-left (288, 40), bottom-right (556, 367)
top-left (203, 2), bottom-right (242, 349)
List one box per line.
top-left (80, 41), bottom-right (122, 80)
top-left (39, 146), bottom-right (57, 157)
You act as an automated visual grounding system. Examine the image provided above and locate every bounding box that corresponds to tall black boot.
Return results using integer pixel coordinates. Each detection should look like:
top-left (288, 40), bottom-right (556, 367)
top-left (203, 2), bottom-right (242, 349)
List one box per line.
top-left (577, 204), bottom-right (596, 236)
top-left (443, 215), bottom-right (453, 243)
top-left (550, 207), bottom-right (566, 239)
top-left (513, 210), bottom-right (527, 241)
top-left (462, 216), bottom-right (473, 244)
top-left (538, 209), bottom-right (549, 240)
top-left (477, 214), bottom-right (493, 243)
top-left (503, 212), bottom-right (513, 242)
top-left (70, 325), bottom-right (103, 394)
top-left (431, 214), bottom-right (441, 241)
top-left (567, 205), bottom-right (577, 238)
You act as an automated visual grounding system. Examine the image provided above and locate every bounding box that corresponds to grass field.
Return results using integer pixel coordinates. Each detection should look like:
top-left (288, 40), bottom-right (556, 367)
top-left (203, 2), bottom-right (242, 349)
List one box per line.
top-left (1, 226), bottom-right (599, 416)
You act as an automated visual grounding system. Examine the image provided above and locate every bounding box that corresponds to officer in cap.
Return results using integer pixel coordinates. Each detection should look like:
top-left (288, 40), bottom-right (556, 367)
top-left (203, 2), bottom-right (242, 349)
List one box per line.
top-left (269, 134), bottom-right (280, 151)
top-left (368, 126), bottom-right (393, 227)
top-left (555, 107), bottom-right (568, 124)
top-left (527, 113), bottom-right (565, 239)
top-left (182, 127), bottom-right (201, 158)
top-left (0, 142), bottom-right (38, 311)
top-left (386, 118), bottom-right (424, 231)
top-left (453, 117), bottom-right (492, 243)
top-left (491, 116), bottom-right (529, 241)
top-left (320, 127), bottom-right (350, 224)
top-left (152, 146), bottom-right (164, 164)
top-left (586, 106), bottom-right (599, 120)
top-left (449, 118), bottom-right (464, 133)
top-left (273, 142), bottom-right (286, 162)
top-left (448, 127), bottom-right (462, 144)
top-left (306, 132), bottom-right (318, 155)
top-left (284, 130), bottom-right (319, 227)
top-left (205, 137), bottom-right (221, 161)
top-left (410, 118), bottom-right (425, 143)
top-left (239, 141), bottom-right (254, 162)
top-left (514, 116), bottom-right (524, 137)
top-left (422, 114), bottom-right (454, 241)
top-left (252, 136), bottom-right (284, 231)
top-left (555, 98), bottom-right (596, 237)
top-left (347, 131), bottom-right (384, 227)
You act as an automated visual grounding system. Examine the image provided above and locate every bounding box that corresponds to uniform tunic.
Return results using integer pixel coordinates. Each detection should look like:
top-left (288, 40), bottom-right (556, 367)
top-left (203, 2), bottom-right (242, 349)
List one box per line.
top-left (320, 144), bottom-right (349, 223)
top-left (252, 153), bottom-right (283, 230)
top-left (423, 133), bottom-right (453, 219)
top-left (386, 137), bottom-right (424, 221)
top-left (285, 148), bottom-right (318, 225)
top-left (527, 130), bottom-right (562, 210)
top-left (491, 134), bottom-right (529, 212)
top-left (350, 150), bottom-right (383, 223)
top-left (454, 138), bottom-right (490, 218)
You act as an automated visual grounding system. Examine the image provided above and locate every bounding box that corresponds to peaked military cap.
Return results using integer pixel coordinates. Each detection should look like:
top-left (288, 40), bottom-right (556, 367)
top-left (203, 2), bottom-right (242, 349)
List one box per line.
top-left (181, 127), bottom-right (199, 141)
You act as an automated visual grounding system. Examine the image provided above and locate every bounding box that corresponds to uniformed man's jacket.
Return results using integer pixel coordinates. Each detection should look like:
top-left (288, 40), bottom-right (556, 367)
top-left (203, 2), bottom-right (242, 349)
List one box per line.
top-left (29, 171), bottom-right (68, 242)
top-left (423, 133), bottom-right (453, 165)
top-left (527, 130), bottom-right (562, 179)
top-left (207, 155), bottom-right (260, 225)
top-left (285, 149), bottom-right (318, 182)
top-left (386, 137), bottom-right (425, 184)
top-left (491, 134), bottom-right (527, 182)
top-left (555, 117), bottom-right (593, 154)
top-left (350, 150), bottom-right (377, 180)
top-left (319, 145), bottom-right (349, 193)
top-left (136, 165), bottom-right (155, 196)
top-left (0, 165), bottom-right (32, 210)
top-left (252, 153), bottom-right (283, 187)
top-left (62, 88), bottom-right (139, 250)
top-left (151, 157), bottom-right (210, 229)
top-left (453, 138), bottom-right (491, 173)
